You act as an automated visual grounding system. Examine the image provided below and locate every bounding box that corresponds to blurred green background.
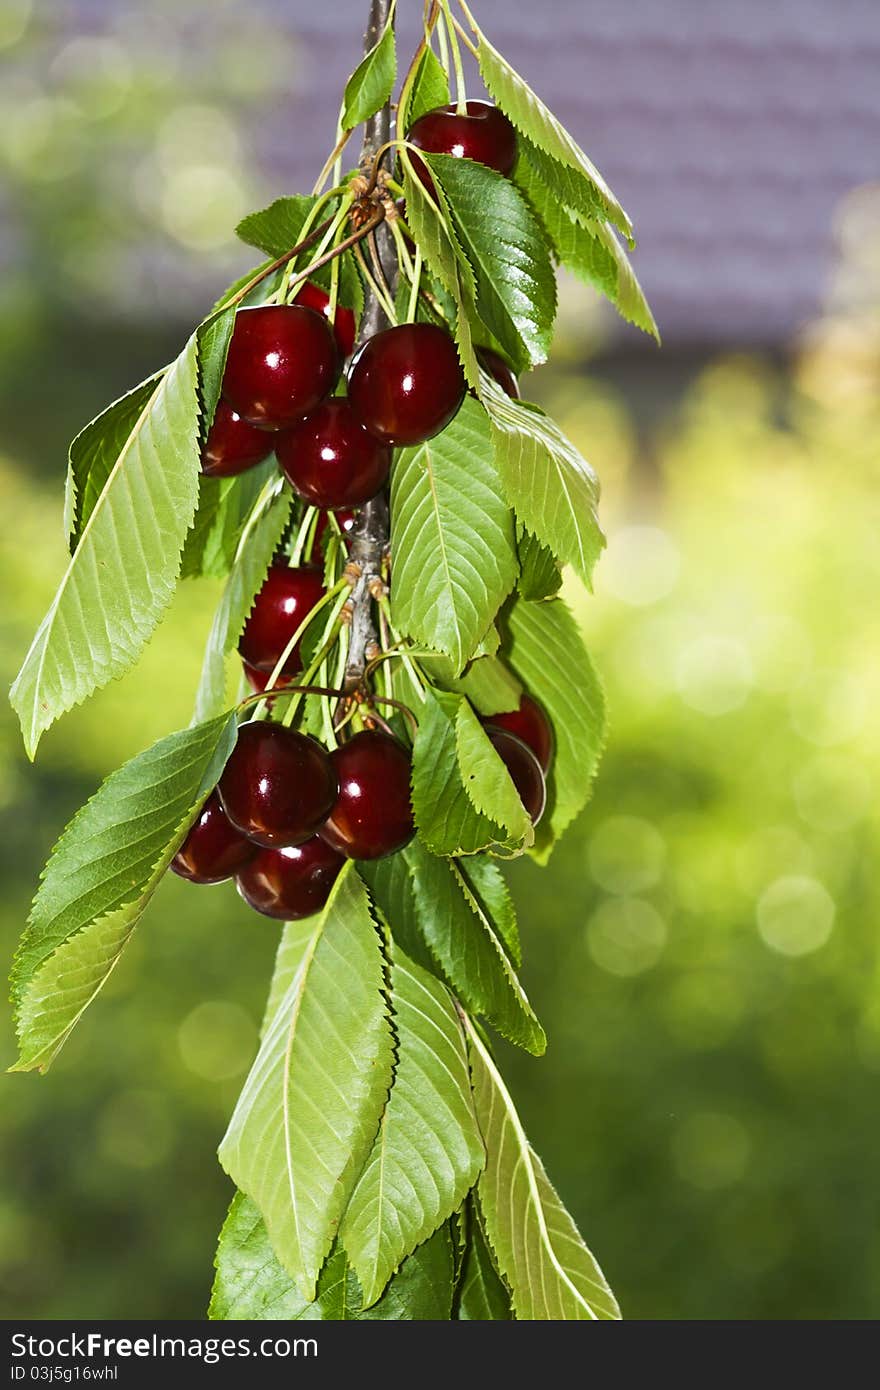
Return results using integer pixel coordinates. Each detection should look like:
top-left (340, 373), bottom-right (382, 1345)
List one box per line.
top-left (2, 0), bottom-right (879, 1321)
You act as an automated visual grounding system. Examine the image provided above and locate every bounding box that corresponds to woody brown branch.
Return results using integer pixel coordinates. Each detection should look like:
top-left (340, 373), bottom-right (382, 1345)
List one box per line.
top-left (344, 0), bottom-right (398, 694)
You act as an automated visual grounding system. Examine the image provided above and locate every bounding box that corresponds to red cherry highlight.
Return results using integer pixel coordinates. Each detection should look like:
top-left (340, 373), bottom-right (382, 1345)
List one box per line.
top-left (409, 101), bottom-right (517, 178)
top-left (238, 564), bottom-right (325, 674)
top-left (347, 323), bottom-right (466, 447)
top-left (170, 791), bottom-right (256, 884)
top-left (201, 400), bottom-right (271, 477)
top-left (276, 398), bottom-right (391, 509)
top-left (319, 730), bottom-right (415, 861)
top-left (222, 305), bottom-right (338, 429)
top-left (236, 837), bottom-right (345, 920)
top-left (218, 722), bottom-right (338, 848)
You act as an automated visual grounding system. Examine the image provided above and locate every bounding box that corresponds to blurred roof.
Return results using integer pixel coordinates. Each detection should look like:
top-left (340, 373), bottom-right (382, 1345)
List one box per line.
top-left (34, 1), bottom-right (880, 346)
top-left (263, 0), bottom-right (880, 347)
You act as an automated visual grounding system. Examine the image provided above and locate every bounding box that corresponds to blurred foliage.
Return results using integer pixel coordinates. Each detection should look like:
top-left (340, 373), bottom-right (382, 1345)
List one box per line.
top-left (2, 0), bottom-right (880, 1323)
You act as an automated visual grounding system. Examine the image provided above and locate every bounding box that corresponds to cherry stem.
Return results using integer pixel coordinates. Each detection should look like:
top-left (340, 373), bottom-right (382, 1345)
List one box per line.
top-left (222, 213), bottom-right (337, 308)
top-left (237, 683), bottom-right (347, 714)
top-left (449, 11), bottom-right (479, 59)
top-left (440, 0), bottom-right (468, 114)
top-left (345, 0), bottom-right (399, 696)
top-left (286, 210), bottom-right (386, 300)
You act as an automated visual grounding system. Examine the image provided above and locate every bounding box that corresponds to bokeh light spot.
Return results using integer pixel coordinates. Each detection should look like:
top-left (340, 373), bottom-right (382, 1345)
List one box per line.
top-left (177, 1001), bottom-right (257, 1082)
top-left (588, 815), bottom-right (666, 894)
top-left (586, 897), bottom-right (667, 976)
top-left (598, 525), bottom-right (680, 606)
top-left (756, 875), bottom-right (835, 957)
top-left (676, 635), bottom-right (754, 715)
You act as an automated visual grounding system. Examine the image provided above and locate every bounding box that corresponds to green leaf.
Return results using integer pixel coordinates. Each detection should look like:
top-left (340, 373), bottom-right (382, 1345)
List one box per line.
top-left (180, 460), bottom-right (277, 582)
top-left (10, 714), bottom-right (236, 1073)
top-left (66, 370), bottom-right (165, 549)
top-left (197, 308), bottom-right (235, 434)
top-left (400, 44), bottom-right (450, 129)
top-left (236, 194), bottom-right (322, 259)
top-left (503, 596), bottom-right (606, 861)
top-left (476, 34), bottom-right (633, 242)
top-left (411, 689), bottom-right (509, 856)
top-left (401, 159), bottom-right (481, 391)
top-left (457, 855), bottom-right (521, 967)
top-left (340, 935), bottom-right (484, 1306)
top-left (481, 376), bottom-right (605, 588)
top-left (340, 10), bottom-right (397, 128)
top-left (423, 153), bottom-right (557, 372)
top-left (517, 156), bottom-right (659, 341)
top-left (209, 1193), bottom-right (456, 1320)
top-left (418, 650), bottom-right (522, 717)
top-left (391, 396), bottom-right (517, 674)
top-left (467, 1021), bottom-right (620, 1320)
top-left (10, 333), bottom-right (202, 760)
top-left (192, 488), bottom-right (291, 723)
top-left (516, 525), bottom-right (562, 600)
top-left (218, 867), bottom-right (394, 1301)
top-left (366, 838), bottom-right (545, 1056)
top-left (456, 1200), bottom-right (512, 1319)
top-left (455, 699), bottom-right (533, 845)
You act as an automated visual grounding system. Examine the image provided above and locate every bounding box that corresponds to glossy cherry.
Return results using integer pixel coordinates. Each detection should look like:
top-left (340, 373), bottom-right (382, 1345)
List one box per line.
top-left (218, 722), bottom-right (338, 848)
top-left (276, 399), bottom-right (391, 509)
top-left (487, 728), bottom-right (546, 825)
top-left (222, 305), bottom-right (338, 429)
top-left (476, 347), bottom-right (520, 400)
top-left (236, 837), bottom-right (345, 920)
top-left (294, 281), bottom-right (357, 359)
top-left (238, 564), bottom-right (325, 674)
top-left (309, 508), bottom-right (357, 564)
top-left (170, 791), bottom-right (256, 884)
top-left (319, 730), bottom-right (415, 860)
top-left (409, 100), bottom-right (517, 178)
top-left (347, 323), bottom-right (466, 447)
top-left (484, 694), bottom-right (552, 772)
top-left (201, 399), bottom-right (271, 477)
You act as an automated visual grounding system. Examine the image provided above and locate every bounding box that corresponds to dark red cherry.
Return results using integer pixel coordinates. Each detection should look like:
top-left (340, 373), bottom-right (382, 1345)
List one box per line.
top-left (171, 791), bottom-right (256, 884)
top-left (347, 324), bottom-right (466, 447)
top-left (222, 305), bottom-right (338, 429)
top-left (409, 100), bottom-right (517, 178)
top-left (238, 564), bottom-right (325, 674)
top-left (218, 722), bottom-right (338, 848)
top-left (294, 281), bottom-right (357, 360)
top-left (319, 730), bottom-right (414, 860)
top-left (276, 399), bottom-right (391, 509)
top-left (236, 837), bottom-right (345, 920)
top-left (309, 508), bottom-right (357, 564)
top-left (201, 399), bottom-right (271, 477)
top-left (476, 347), bottom-right (520, 400)
top-left (487, 728), bottom-right (546, 825)
top-left (484, 694), bottom-right (552, 772)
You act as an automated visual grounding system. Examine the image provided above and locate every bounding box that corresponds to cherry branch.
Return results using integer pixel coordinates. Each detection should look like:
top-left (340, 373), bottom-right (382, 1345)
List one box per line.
top-left (344, 0), bottom-right (399, 694)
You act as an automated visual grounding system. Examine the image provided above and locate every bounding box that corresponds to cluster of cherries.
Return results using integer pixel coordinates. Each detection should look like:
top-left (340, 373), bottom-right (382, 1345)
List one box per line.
top-left (172, 99), bottom-right (549, 921)
top-left (172, 538), bottom-right (554, 918)
top-left (172, 690), bottom-right (552, 921)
